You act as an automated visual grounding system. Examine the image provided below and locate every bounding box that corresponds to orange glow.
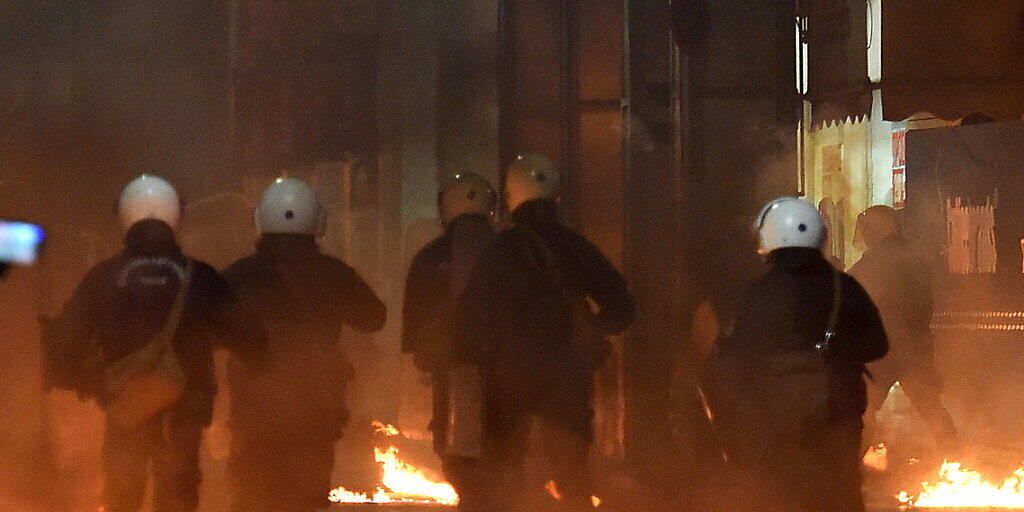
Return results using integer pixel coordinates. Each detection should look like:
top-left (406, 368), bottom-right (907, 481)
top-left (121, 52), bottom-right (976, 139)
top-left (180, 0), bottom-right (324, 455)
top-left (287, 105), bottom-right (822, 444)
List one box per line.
top-left (545, 480), bottom-right (562, 501)
top-left (899, 460), bottom-right (1024, 508)
top-left (862, 443), bottom-right (888, 472)
top-left (544, 479), bottom-right (602, 508)
top-left (372, 420), bottom-right (401, 437)
top-left (328, 421), bottom-right (459, 506)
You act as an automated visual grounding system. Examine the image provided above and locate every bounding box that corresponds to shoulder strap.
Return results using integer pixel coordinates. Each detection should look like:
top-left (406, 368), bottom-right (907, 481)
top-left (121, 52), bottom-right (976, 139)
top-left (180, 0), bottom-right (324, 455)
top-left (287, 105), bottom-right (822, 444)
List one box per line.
top-left (816, 269), bottom-right (843, 351)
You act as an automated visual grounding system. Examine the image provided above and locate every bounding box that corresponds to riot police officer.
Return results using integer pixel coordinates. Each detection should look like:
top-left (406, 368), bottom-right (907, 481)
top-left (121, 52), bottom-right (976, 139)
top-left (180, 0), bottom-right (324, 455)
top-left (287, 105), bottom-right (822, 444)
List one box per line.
top-left (402, 172), bottom-right (498, 511)
top-left (53, 175), bottom-right (266, 512)
top-left (454, 154), bottom-right (635, 512)
top-left (849, 206), bottom-right (958, 450)
top-left (224, 177), bottom-right (386, 512)
top-left (709, 197), bottom-right (888, 512)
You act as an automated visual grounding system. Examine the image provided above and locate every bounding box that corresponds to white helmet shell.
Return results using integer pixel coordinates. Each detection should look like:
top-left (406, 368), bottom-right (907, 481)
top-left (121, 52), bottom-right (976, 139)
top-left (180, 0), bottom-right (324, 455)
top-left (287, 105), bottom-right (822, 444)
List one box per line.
top-left (440, 173), bottom-right (497, 224)
top-left (255, 178), bottom-right (321, 235)
top-left (504, 153), bottom-right (560, 213)
top-left (118, 175), bottom-right (181, 229)
top-left (754, 197), bottom-right (826, 254)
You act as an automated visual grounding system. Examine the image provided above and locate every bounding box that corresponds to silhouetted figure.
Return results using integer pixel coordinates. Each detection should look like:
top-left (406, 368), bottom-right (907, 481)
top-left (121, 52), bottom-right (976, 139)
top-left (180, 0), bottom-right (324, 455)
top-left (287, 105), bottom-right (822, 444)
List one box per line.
top-left (224, 178), bottom-right (386, 512)
top-left (454, 154), bottom-right (635, 512)
top-left (849, 206), bottom-right (958, 449)
top-left (709, 197), bottom-right (887, 512)
top-left (403, 173), bottom-right (497, 511)
top-left (51, 176), bottom-right (266, 512)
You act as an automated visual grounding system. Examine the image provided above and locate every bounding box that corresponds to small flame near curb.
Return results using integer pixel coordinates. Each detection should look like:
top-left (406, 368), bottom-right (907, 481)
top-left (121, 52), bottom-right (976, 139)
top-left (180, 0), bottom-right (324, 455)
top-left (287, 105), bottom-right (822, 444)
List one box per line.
top-left (328, 422), bottom-right (459, 506)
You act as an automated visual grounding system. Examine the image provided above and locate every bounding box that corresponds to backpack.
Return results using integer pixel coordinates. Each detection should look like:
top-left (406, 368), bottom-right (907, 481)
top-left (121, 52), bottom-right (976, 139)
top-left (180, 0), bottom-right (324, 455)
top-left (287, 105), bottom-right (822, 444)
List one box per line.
top-left (708, 270), bottom-right (844, 437)
top-left (103, 260), bottom-right (192, 428)
top-left (759, 269), bottom-right (844, 433)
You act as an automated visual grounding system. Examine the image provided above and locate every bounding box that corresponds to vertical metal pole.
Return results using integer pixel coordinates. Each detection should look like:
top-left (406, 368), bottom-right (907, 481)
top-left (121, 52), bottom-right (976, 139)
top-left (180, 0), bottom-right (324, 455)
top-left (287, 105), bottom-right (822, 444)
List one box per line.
top-left (561, 0), bottom-right (580, 221)
top-left (228, 0), bottom-right (242, 181)
top-left (796, 12), bottom-right (808, 195)
top-left (670, 36), bottom-right (686, 223)
top-left (496, 0), bottom-right (515, 221)
top-left (620, 0), bottom-right (632, 460)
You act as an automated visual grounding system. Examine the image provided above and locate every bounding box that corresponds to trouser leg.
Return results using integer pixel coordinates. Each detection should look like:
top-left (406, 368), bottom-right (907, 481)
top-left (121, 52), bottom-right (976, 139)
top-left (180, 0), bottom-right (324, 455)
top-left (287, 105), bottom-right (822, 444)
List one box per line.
top-left (103, 417), bottom-right (158, 512)
top-left (901, 369), bottom-right (959, 448)
top-left (296, 437), bottom-right (337, 511)
top-left (482, 406), bottom-right (531, 512)
top-left (754, 424), bottom-right (865, 512)
top-left (444, 456), bottom-right (488, 512)
top-left (228, 430), bottom-right (274, 512)
top-left (152, 414), bottom-right (204, 512)
top-left (539, 422), bottom-right (594, 512)
top-left (810, 422), bottom-right (866, 512)
top-left (229, 429), bottom-right (336, 512)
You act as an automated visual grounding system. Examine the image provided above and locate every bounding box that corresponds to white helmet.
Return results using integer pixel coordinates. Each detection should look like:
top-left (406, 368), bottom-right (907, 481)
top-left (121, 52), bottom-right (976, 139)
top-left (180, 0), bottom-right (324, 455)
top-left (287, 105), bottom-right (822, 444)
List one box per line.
top-left (504, 153), bottom-right (560, 213)
top-left (255, 177), bottom-right (321, 235)
top-left (439, 173), bottom-right (497, 224)
top-left (118, 175), bottom-right (181, 229)
top-left (754, 197), bottom-right (826, 255)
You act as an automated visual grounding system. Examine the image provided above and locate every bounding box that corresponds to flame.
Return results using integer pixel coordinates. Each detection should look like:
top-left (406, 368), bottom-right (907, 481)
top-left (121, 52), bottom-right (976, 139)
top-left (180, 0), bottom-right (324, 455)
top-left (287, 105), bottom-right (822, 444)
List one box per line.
top-left (375, 445), bottom-right (460, 504)
top-left (332, 421), bottom-right (604, 508)
top-left (372, 420), bottom-right (401, 437)
top-left (329, 422), bottom-right (459, 506)
top-left (545, 480), bottom-right (562, 501)
top-left (863, 443), bottom-right (888, 472)
top-left (544, 479), bottom-right (602, 508)
top-left (899, 460), bottom-right (1024, 508)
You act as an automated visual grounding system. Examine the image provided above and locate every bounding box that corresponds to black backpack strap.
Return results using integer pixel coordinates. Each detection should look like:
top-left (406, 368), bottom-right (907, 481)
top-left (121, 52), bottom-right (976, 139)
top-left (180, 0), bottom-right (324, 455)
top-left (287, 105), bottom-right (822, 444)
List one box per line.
top-left (816, 269), bottom-right (843, 351)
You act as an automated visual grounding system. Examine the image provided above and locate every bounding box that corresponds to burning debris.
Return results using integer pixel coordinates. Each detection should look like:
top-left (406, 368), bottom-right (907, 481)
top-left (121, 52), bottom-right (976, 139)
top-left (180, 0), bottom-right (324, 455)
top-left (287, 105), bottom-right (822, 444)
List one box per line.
top-left (897, 460), bottom-right (1024, 509)
top-left (328, 422), bottom-right (459, 506)
top-left (864, 443), bottom-right (889, 472)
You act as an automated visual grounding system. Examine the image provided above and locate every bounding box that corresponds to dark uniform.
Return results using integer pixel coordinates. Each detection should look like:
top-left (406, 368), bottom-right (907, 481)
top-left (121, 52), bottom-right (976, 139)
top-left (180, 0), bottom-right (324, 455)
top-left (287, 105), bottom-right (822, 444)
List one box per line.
top-left (712, 247), bottom-right (888, 512)
top-left (52, 219), bottom-right (266, 512)
top-left (402, 213), bottom-right (495, 511)
top-left (223, 233), bottom-right (386, 512)
top-left (454, 199), bottom-right (635, 512)
top-left (848, 234), bottom-right (958, 448)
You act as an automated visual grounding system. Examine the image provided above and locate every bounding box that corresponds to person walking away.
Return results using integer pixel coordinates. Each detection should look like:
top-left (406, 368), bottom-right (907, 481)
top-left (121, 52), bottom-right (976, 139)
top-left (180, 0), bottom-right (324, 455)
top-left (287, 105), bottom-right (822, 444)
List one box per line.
top-left (224, 177), bottom-right (387, 512)
top-left (402, 172), bottom-right (498, 511)
top-left (707, 197), bottom-right (888, 512)
top-left (49, 175), bottom-right (267, 512)
top-left (848, 205), bottom-right (958, 451)
top-left (454, 153), bottom-right (636, 512)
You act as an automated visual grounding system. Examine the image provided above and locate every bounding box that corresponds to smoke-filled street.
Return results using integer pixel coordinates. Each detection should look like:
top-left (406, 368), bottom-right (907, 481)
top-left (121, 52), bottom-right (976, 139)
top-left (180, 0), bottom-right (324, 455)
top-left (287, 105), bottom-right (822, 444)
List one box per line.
top-left (3, 2), bottom-right (1024, 512)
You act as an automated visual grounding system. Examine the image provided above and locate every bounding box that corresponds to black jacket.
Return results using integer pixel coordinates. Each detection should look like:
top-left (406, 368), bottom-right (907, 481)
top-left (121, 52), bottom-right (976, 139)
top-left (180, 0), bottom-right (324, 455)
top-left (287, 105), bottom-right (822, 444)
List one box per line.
top-left (453, 200), bottom-right (635, 433)
top-left (223, 233), bottom-right (386, 436)
top-left (848, 235), bottom-right (933, 363)
top-left (54, 226), bottom-right (265, 425)
top-left (402, 214), bottom-right (495, 374)
top-left (718, 248), bottom-right (889, 420)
